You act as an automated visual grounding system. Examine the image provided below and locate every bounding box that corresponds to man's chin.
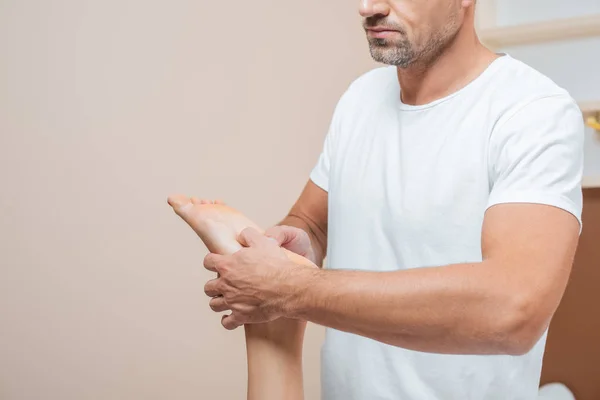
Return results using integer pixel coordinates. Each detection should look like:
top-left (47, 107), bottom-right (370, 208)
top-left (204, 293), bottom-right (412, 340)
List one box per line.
top-left (368, 46), bottom-right (413, 67)
top-left (369, 50), bottom-right (398, 66)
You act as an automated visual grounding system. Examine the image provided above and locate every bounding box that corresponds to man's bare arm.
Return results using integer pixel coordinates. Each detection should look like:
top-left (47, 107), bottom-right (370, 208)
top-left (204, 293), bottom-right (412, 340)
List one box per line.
top-left (288, 203), bottom-right (580, 356)
top-left (272, 180), bottom-right (329, 267)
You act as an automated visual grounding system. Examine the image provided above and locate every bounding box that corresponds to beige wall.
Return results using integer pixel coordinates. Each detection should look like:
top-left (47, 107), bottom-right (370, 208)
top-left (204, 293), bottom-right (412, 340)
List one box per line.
top-left (0, 1), bottom-right (377, 399)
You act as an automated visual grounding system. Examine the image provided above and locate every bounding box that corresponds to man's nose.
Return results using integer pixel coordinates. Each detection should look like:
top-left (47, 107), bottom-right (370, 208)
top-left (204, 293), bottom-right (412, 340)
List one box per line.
top-left (359, 0), bottom-right (390, 18)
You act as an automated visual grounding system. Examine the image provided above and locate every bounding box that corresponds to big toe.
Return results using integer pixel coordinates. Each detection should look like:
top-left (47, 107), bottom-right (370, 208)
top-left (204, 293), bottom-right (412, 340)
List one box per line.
top-left (167, 194), bottom-right (193, 215)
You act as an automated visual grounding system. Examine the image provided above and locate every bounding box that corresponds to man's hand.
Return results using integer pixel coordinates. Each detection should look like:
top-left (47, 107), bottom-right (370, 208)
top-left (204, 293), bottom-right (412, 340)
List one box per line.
top-left (264, 225), bottom-right (317, 265)
top-left (203, 227), bottom-right (312, 330)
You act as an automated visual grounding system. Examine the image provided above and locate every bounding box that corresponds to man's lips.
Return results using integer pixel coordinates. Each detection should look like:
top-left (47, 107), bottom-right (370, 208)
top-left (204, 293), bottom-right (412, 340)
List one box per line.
top-left (366, 27), bottom-right (400, 38)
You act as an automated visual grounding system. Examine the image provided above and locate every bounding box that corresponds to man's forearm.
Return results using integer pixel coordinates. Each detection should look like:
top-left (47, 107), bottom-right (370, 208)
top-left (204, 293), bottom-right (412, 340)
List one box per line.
top-left (289, 261), bottom-right (547, 356)
top-left (278, 214), bottom-right (326, 267)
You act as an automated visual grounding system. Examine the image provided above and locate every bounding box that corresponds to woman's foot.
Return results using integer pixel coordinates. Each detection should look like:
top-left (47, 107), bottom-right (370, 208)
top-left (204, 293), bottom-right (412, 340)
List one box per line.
top-left (167, 194), bottom-right (263, 255)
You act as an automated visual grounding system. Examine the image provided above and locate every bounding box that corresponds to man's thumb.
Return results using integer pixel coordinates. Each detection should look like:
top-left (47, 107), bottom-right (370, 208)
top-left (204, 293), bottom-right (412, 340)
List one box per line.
top-left (238, 227), bottom-right (278, 248)
top-left (264, 227), bottom-right (287, 246)
top-left (238, 227), bottom-right (263, 247)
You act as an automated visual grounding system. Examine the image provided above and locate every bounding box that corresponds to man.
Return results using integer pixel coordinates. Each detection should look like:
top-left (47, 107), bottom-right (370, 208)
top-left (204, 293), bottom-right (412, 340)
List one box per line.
top-left (202, 0), bottom-right (584, 399)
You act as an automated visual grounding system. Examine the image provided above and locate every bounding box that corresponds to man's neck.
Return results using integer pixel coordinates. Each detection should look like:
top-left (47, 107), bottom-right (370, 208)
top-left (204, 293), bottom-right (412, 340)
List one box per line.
top-left (397, 26), bottom-right (498, 106)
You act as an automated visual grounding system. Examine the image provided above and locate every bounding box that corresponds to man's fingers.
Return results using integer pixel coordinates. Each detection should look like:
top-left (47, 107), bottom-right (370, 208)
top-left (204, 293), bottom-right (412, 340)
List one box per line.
top-left (237, 227), bottom-right (262, 247)
top-left (264, 226), bottom-right (289, 246)
top-left (204, 253), bottom-right (226, 273)
top-left (238, 227), bottom-right (275, 248)
top-left (268, 225), bottom-right (307, 245)
top-left (204, 278), bottom-right (221, 297)
top-left (209, 296), bottom-right (230, 312)
top-left (265, 225), bottom-right (312, 257)
top-left (221, 313), bottom-right (242, 330)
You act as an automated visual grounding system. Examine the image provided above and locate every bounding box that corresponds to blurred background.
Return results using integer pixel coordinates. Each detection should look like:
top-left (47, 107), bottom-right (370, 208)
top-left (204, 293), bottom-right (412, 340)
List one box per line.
top-left (0, 0), bottom-right (599, 399)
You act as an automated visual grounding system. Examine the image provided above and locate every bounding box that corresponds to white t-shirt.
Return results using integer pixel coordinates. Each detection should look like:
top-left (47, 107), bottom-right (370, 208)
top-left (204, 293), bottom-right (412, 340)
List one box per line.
top-left (309, 54), bottom-right (584, 400)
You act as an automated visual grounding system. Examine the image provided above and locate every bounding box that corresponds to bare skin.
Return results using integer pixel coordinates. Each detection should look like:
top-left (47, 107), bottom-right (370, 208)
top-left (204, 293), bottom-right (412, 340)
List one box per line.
top-left (167, 194), bottom-right (316, 400)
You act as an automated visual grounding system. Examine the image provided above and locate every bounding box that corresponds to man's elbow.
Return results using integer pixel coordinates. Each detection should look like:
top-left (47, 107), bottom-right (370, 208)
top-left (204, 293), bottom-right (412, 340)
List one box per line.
top-left (494, 295), bottom-right (551, 356)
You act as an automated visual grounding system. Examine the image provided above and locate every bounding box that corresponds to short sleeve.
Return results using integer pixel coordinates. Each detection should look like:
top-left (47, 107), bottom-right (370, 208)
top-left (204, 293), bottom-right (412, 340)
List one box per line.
top-left (309, 85), bottom-right (351, 192)
top-left (487, 94), bottom-right (585, 230)
top-left (309, 119), bottom-right (336, 192)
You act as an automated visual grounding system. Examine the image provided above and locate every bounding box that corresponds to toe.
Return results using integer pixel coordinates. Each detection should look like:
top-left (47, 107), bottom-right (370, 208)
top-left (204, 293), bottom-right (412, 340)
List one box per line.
top-left (167, 194), bottom-right (193, 214)
top-left (189, 197), bottom-right (221, 205)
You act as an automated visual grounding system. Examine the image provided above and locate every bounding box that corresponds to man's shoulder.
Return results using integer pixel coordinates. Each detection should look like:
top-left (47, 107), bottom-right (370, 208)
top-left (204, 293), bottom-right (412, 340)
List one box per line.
top-left (486, 56), bottom-right (577, 120)
top-left (485, 57), bottom-right (584, 164)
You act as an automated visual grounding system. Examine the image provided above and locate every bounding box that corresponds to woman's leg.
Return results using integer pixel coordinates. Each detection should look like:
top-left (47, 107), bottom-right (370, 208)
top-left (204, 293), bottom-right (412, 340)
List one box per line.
top-left (167, 195), bottom-right (310, 400)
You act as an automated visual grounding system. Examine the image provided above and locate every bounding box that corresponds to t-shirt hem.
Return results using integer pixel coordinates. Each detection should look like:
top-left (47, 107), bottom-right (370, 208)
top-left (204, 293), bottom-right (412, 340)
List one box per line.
top-left (310, 170), bottom-right (329, 192)
top-left (486, 191), bottom-right (582, 234)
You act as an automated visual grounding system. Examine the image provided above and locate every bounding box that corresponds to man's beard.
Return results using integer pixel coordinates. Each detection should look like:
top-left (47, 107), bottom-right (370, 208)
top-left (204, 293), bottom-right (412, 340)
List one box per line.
top-left (367, 35), bottom-right (416, 68)
top-left (366, 20), bottom-right (460, 68)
